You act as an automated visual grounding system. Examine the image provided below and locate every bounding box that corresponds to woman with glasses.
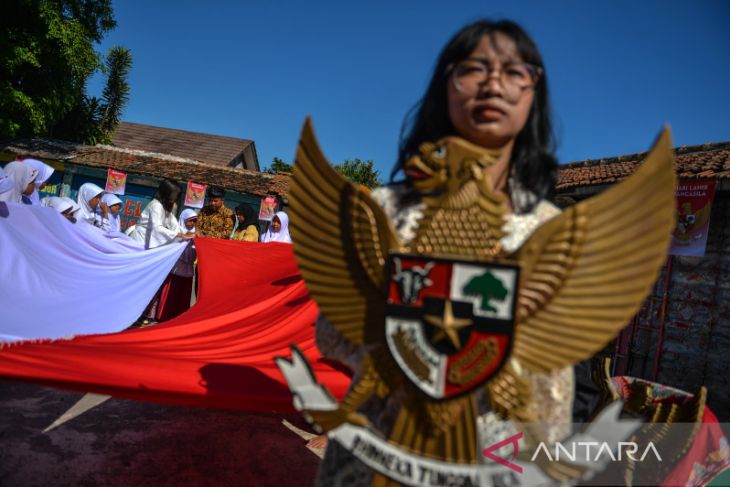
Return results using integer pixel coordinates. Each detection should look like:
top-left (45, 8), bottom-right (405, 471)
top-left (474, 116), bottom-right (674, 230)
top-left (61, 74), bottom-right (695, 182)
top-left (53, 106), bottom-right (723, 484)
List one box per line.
top-left (314, 19), bottom-right (571, 484)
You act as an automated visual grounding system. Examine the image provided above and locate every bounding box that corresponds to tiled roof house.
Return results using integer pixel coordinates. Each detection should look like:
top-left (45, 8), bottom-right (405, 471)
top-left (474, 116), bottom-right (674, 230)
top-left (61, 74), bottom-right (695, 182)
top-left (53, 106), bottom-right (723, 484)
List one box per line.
top-left (555, 140), bottom-right (730, 421)
top-left (0, 138), bottom-right (286, 198)
top-left (112, 122), bottom-right (259, 171)
top-left (557, 141), bottom-right (730, 195)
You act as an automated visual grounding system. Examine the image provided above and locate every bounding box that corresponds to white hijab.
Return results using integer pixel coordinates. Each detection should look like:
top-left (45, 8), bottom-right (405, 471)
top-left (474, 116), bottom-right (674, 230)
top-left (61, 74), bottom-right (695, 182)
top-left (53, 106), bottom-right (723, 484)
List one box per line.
top-left (23, 158), bottom-right (54, 205)
top-left (178, 208), bottom-right (198, 234)
top-left (0, 161), bottom-right (38, 203)
top-left (261, 211), bottom-right (292, 243)
top-left (41, 196), bottom-right (79, 219)
top-left (76, 183), bottom-right (105, 225)
top-left (0, 166), bottom-right (13, 195)
top-left (102, 193), bottom-right (123, 232)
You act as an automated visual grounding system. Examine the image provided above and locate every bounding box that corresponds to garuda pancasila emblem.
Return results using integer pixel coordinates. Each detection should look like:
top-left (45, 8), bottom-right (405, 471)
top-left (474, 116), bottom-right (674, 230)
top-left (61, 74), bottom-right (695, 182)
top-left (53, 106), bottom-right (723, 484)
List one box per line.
top-left (277, 119), bottom-right (676, 486)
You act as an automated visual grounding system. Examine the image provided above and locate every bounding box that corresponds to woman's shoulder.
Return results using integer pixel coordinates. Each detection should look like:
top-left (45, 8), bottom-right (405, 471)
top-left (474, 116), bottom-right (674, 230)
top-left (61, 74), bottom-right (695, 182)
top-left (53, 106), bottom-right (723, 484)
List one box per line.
top-left (370, 182), bottom-right (408, 206)
top-left (370, 182), bottom-right (422, 218)
top-left (146, 198), bottom-right (163, 209)
top-left (501, 199), bottom-right (561, 253)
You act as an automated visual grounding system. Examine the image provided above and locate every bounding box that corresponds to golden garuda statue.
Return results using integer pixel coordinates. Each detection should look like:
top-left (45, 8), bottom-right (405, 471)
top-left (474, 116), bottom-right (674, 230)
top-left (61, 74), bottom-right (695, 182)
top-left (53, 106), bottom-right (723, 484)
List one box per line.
top-left (277, 119), bottom-right (676, 486)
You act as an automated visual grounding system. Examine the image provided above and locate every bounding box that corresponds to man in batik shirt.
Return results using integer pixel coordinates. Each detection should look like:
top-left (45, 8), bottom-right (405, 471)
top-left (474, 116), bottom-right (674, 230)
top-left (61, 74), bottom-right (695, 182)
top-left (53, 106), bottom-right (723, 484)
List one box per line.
top-left (196, 186), bottom-right (234, 239)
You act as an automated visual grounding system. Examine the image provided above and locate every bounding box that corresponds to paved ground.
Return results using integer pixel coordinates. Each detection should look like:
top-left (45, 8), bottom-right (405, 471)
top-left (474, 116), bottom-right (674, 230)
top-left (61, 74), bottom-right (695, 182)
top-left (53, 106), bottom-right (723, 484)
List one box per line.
top-left (0, 380), bottom-right (321, 487)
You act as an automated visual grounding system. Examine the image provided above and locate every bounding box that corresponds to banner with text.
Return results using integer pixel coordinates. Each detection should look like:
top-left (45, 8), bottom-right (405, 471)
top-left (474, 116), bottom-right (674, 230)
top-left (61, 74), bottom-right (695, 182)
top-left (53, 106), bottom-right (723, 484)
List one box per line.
top-left (105, 169), bottom-right (127, 195)
top-left (184, 181), bottom-right (207, 209)
top-left (258, 195), bottom-right (278, 221)
top-left (670, 181), bottom-right (717, 257)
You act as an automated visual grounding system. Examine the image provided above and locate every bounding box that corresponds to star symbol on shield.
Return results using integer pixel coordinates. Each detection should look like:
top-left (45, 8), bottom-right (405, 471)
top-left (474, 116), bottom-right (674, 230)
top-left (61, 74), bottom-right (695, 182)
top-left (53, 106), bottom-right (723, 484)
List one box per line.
top-left (424, 300), bottom-right (472, 350)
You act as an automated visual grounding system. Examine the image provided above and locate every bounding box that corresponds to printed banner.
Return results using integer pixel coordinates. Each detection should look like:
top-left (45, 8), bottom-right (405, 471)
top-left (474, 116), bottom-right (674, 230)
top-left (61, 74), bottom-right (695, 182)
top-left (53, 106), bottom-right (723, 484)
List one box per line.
top-left (105, 169), bottom-right (127, 195)
top-left (258, 195), bottom-right (279, 221)
top-left (670, 181), bottom-right (716, 257)
top-left (119, 194), bottom-right (150, 231)
top-left (184, 181), bottom-right (207, 209)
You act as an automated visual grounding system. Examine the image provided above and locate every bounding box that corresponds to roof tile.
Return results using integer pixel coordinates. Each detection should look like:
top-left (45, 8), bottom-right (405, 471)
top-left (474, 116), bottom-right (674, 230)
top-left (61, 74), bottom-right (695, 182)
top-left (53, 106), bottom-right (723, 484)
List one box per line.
top-left (1, 139), bottom-right (287, 198)
top-left (558, 142), bottom-right (730, 190)
top-left (111, 122), bottom-right (254, 167)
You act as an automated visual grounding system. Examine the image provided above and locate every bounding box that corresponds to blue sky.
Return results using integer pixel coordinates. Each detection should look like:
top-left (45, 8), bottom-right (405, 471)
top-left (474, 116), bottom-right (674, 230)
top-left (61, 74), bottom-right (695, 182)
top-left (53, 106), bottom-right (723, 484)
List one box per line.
top-left (89, 0), bottom-right (730, 179)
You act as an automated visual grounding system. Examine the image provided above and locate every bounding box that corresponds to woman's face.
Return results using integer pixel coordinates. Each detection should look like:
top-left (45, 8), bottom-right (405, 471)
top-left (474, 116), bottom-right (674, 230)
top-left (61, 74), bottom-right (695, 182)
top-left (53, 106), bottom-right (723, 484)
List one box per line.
top-left (271, 216), bottom-right (281, 232)
top-left (236, 211), bottom-right (246, 223)
top-left (185, 218), bottom-right (197, 230)
top-left (23, 179), bottom-right (36, 196)
top-left (88, 194), bottom-right (101, 209)
top-left (109, 203), bottom-right (122, 215)
top-left (447, 32), bottom-right (535, 149)
top-left (61, 209), bottom-right (77, 223)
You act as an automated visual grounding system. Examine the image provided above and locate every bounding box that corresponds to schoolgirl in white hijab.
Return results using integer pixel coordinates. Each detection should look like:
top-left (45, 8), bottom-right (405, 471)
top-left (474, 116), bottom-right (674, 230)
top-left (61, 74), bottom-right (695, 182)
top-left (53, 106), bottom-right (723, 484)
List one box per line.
top-left (101, 193), bottom-right (123, 233)
top-left (76, 183), bottom-right (110, 231)
top-left (41, 196), bottom-right (80, 223)
top-left (0, 161), bottom-right (38, 203)
top-left (260, 211), bottom-right (292, 243)
top-left (178, 208), bottom-right (198, 234)
top-left (23, 158), bottom-right (55, 205)
top-left (0, 166), bottom-right (14, 196)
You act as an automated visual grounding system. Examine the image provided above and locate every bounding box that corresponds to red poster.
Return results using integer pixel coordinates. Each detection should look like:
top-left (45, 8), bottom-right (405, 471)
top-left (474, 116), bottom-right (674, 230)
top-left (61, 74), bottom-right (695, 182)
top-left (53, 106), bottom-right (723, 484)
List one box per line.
top-left (670, 180), bottom-right (716, 257)
top-left (105, 169), bottom-right (127, 195)
top-left (258, 195), bottom-right (278, 221)
top-left (184, 181), bottom-right (207, 209)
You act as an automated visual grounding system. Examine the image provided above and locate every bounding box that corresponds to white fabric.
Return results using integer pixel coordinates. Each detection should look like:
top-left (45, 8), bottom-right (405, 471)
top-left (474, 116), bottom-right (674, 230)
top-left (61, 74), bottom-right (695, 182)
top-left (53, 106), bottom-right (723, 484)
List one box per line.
top-left (102, 193), bottom-right (123, 233)
top-left (60, 196), bottom-right (81, 217)
top-left (178, 208), bottom-right (198, 234)
top-left (0, 202), bottom-right (186, 342)
top-left (0, 166), bottom-right (16, 195)
top-left (76, 183), bottom-right (110, 231)
top-left (24, 159), bottom-right (54, 205)
top-left (128, 199), bottom-right (180, 249)
top-left (40, 196), bottom-right (74, 215)
top-left (0, 161), bottom-right (38, 203)
top-left (261, 211), bottom-right (292, 243)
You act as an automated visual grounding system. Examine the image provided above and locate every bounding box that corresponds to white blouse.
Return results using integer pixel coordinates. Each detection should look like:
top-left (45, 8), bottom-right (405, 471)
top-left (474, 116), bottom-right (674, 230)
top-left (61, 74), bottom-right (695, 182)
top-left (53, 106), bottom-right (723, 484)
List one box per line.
top-left (128, 199), bottom-right (180, 249)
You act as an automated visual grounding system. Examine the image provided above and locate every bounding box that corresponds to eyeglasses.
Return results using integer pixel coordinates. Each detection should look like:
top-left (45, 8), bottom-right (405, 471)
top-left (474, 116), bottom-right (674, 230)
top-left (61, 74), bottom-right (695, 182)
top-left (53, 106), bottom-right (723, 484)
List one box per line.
top-left (448, 58), bottom-right (542, 98)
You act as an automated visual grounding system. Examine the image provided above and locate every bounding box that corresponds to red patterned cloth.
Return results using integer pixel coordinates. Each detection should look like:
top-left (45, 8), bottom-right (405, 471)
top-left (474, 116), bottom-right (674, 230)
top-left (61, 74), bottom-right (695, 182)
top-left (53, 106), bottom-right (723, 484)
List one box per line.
top-left (612, 376), bottom-right (730, 486)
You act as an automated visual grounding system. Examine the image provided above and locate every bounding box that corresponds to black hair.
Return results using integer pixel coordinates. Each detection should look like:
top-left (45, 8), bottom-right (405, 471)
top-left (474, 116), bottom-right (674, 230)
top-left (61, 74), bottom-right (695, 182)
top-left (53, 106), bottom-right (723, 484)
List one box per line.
top-left (208, 186), bottom-right (225, 199)
top-left (236, 203), bottom-right (257, 226)
top-left (395, 19), bottom-right (558, 213)
top-left (154, 179), bottom-right (182, 212)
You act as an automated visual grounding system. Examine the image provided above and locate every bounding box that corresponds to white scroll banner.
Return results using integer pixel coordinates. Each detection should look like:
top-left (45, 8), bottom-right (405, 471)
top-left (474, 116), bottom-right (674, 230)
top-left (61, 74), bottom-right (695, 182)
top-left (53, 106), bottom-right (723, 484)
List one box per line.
top-left (277, 346), bottom-right (644, 487)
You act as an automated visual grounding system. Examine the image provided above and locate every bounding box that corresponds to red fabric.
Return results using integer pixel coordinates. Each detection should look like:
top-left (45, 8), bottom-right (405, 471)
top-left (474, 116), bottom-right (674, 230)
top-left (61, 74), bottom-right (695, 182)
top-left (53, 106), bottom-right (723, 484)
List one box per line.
top-left (662, 407), bottom-right (730, 487)
top-left (156, 274), bottom-right (193, 322)
top-left (0, 238), bottom-right (351, 413)
top-left (612, 376), bottom-right (730, 486)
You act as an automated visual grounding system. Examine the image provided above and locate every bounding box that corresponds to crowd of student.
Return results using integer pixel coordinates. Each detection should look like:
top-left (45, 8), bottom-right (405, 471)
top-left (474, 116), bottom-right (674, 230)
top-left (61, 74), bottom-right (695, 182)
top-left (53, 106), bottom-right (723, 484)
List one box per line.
top-left (1, 157), bottom-right (292, 325)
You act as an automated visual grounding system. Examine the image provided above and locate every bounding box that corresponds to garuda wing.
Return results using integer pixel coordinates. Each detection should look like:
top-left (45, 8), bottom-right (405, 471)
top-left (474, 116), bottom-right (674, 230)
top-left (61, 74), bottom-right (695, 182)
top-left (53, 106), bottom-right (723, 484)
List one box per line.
top-left (288, 118), bottom-right (401, 345)
top-left (511, 127), bottom-right (677, 372)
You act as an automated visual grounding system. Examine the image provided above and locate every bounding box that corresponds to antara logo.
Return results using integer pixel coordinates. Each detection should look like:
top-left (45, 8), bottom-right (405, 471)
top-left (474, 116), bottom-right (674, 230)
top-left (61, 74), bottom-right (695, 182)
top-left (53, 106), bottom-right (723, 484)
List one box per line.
top-left (530, 441), bottom-right (662, 463)
top-left (482, 432), bottom-right (523, 474)
top-left (482, 433), bottom-right (663, 475)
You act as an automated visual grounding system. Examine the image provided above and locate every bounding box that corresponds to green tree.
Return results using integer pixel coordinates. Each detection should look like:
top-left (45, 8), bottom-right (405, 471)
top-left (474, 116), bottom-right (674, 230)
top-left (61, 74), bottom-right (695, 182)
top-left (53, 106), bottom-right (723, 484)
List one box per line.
top-left (334, 158), bottom-right (382, 189)
top-left (265, 157), bottom-right (293, 174)
top-left (0, 0), bottom-right (131, 144)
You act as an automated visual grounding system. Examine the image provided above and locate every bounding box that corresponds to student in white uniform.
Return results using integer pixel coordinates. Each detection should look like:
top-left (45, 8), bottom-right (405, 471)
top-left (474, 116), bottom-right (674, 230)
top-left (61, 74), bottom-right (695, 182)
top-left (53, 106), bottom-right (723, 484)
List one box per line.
top-left (128, 179), bottom-right (193, 249)
top-left (101, 193), bottom-right (123, 233)
top-left (23, 158), bottom-right (55, 205)
top-left (0, 161), bottom-right (38, 203)
top-left (76, 183), bottom-right (110, 230)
